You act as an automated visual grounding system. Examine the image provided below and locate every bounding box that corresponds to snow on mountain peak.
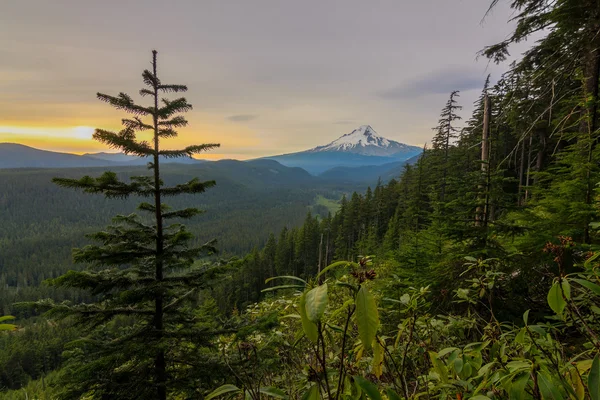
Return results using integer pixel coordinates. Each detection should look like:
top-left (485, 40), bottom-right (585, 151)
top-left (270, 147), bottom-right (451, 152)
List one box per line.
top-left (308, 125), bottom-right (414, 156)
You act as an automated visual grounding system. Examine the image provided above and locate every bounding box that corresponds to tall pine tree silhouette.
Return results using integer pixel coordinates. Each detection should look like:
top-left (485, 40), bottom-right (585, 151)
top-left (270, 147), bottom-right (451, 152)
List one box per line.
top-left (43, 50), bottom-right (224, 399)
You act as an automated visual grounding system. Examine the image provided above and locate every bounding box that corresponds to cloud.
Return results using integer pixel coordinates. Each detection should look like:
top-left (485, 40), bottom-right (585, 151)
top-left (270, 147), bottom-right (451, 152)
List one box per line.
top-left (226, 114), bottom-right (258, 122)
top-left (379, 68), bottom-right (487, 100)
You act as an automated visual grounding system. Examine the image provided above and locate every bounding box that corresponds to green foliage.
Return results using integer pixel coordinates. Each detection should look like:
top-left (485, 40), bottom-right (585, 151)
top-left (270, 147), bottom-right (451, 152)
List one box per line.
top-left (355, 286), bottom-right (379, 351)
top-left (305, 284), bottom-right (329, 323)
top-left (0, 316), bottom-right (16, 332)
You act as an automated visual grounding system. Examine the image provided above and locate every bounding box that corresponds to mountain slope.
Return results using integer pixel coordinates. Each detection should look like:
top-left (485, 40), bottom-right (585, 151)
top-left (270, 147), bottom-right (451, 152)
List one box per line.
top-left (85, 151), bottom-right (203, 165)
top-left (265, 125), bottom-right (422, 174)
top-left (0, 143), bottom-right (204, 169)
top-left (319, 153), bottom-right (423, 183)
top-left (309, 125), bottom-right (418, 157)
top-left (0, 143), bottom-right (115, 169)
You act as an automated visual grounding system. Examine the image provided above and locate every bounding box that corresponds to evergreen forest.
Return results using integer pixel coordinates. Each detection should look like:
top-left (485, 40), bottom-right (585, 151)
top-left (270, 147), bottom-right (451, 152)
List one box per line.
top-left (4, 1), bottom-right (600, 399)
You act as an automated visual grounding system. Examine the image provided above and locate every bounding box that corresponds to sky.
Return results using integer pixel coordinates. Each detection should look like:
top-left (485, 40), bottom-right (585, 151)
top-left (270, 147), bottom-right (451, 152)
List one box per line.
top-left (0, 0), bottom-right (526, 160)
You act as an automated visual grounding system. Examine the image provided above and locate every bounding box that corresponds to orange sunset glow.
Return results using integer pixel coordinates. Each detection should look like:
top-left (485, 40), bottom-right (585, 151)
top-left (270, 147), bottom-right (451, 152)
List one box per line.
top-left (0, 120), bottom-right (264, 159)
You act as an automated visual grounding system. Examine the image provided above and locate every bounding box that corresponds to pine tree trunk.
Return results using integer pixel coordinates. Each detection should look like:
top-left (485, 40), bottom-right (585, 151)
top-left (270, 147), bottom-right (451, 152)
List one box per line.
top-left (534, 127), bottom-right (546, 187)
top-left (476, 95), bottom-right (491, 226)
top-left (441, 112), bottom-right (451, 203)
top-left (524, 134), bottom-right (533, 202)
top-left (151, 50), bottom-right (167, 400)
top-left (518, 135), bottom-right (526, 206)
top-left (317, 233), bottom-right (323, 283)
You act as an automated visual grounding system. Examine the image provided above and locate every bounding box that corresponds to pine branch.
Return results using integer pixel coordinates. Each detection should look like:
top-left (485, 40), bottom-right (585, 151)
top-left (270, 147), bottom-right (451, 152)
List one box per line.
top-left (139, 88), bottom-right (154, 97)
top-left (97, 92), bottom-right (153, 116)
top-left (74, 245), bottom-right (156, 265)
top-left (158, 84), bottom-right (187, 93)
top-left (52, 173), bottom-right (153, 199)
top-left (48, 269), bottom-right (146, 295)
top-left (93, 128), bottom-right (153, 156)
top-left (158, 128), bottom-right (178, 138)
top-left (162, 208), bottom-right (204, 219)
top-left (158, 97), bottom-right (193, 118)
top-left (159, 144), bottom-right (220, 158)
top-left (160, 178), bottom-right (216, 196)
top-left (159, 116), bottom-right (188, 128)
top-left (142, 69), bottom-right (161, 88)
top-left (122, 117), bottom-right (153, 132)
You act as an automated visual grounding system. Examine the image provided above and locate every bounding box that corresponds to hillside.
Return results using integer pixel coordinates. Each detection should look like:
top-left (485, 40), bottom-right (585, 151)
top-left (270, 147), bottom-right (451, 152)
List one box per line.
top-left (0, 143), bottom-right (204, 168)
top-left (0, 143), bottom-right (114, 168)
top-left (0, 160), bottom-right (362, 314)
top-left (318, 154), bottom-right (421, 183)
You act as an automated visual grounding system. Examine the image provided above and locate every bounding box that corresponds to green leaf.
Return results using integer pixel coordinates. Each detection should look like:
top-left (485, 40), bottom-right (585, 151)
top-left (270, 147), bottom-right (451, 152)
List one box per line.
top-left (300, 385), bottom-right (319, 400)
top-left (353, 376), bottom-right (382, 400)
top-left (438, 347), bottom-right (460, 358)
top-left (0, 316), bottom-right (15, 323)
top-left (429, 352), bottom-right (449, 383)
top-left (515, 328), bottom-right (526, 345)
top-left (568, 367), bottom-right (585, 400)
top-left (265, 275), bottom-right (307, 285)
top-left (547, 281), bottom-right (567, 316)
top-left (562, 279), bottom-right (571, 300)
top-left (469, 396), bottom-right (492, 400)
top-left (315, 261), bottom-right (357, 281)
top-left (506, 361), bottom-right (531, 371)
top-left (523, 309), bottom-right (530, 325)
top-left (454, 357), bottom-right (464, 374)
top-left (259, 387), bottom-right (288, 399)
top-left (385, 389), bottom-right (401, 400)
top-left (355, 286), bottom-right (379, 351)
top-left (305, 284), bottom-right (328, 323)
top-left (585, 252), bottom-right (600, 269)
top-left (572, 278), bottom-right (600, 296)
top-left (589, 354), bottom-right (600, 400)
top-left (460, 361), bottom-right (473, 379)
top-left (299, 293), bottom-right (318, 343)
top-left (0, 324), bottom-right (16, 331)
top-left (509, 371), bottom-right (530, 400)
top-left (537, 371), bottom-right (564, 400)
top-left (372, 339), bottom-right (384, 378)
top-left (206, 384), bottom-right (241, 400)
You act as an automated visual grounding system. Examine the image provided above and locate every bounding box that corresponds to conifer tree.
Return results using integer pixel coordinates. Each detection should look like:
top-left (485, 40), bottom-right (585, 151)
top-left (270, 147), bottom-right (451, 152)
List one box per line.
top-left (431, 90), bottom-right (462, 203)
top-left (38, 51), bottom-right (224, 399)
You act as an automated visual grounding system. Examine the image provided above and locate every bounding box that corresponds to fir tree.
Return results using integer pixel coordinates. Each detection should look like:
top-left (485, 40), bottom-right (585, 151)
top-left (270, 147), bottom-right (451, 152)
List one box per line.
top-left (37, 51), bottom-right (226, 399)
top-left (431, 90), bottom-right (462, 203)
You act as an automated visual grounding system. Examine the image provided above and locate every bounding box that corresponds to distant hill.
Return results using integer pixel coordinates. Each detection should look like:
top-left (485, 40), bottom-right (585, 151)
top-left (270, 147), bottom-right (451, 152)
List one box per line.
top-left (318, 152), bottom-right (423, 183)
top-left (0, 143), bottom-right (204, 169)
top-left (264, 125), bottom-right (422, 174)
top-left (0, 143), bottom-right (114, 169)
top-left (84, 151), bottom-right (203, 165)
top-left (0, 159), bottom-right (361, 285)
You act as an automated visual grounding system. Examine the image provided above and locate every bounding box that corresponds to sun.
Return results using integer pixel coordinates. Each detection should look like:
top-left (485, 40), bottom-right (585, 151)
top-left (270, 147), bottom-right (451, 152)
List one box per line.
top-left (72, 126), bottom-right (95, 140)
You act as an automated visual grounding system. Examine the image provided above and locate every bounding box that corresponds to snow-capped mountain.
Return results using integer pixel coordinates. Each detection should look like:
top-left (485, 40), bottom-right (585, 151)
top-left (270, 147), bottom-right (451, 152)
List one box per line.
top-left (265, 125), bottom-right (422, 175)
top-left (309, 125), bottom-right (414, 157)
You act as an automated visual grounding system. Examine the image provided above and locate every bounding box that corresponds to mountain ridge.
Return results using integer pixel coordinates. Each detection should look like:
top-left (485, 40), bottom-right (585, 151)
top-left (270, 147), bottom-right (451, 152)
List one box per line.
top-left (308, 125), bottom-right (417, 157)
top-left (0, 143), bottom-right (204, 169)
top-left (264, 125), bottom-right (422, 175)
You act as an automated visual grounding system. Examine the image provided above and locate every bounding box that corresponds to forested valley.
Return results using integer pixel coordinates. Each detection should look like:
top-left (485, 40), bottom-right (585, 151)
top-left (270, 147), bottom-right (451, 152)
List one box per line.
top-left (4, 1), bottom-right (600, 399)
